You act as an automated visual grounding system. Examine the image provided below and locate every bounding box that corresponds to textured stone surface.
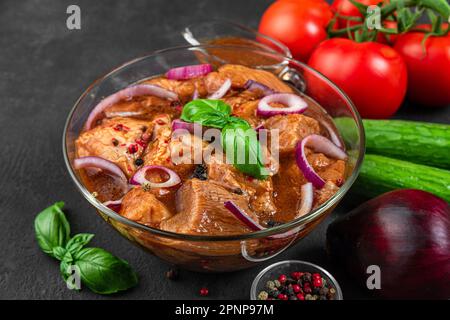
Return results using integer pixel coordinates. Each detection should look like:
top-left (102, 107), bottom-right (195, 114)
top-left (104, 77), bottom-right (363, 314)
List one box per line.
top-left (0, 0), bottom-right (448, 300)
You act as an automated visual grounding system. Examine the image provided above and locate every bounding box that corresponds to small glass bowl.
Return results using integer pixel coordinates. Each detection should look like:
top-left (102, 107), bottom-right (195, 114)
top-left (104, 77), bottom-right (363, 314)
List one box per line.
top-left (250, 260), bottom-right (343, 300)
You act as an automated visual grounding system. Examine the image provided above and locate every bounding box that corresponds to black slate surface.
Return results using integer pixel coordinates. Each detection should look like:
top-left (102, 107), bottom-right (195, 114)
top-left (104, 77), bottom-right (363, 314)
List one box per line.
top-left (0, 0), bottom-right (448, 300)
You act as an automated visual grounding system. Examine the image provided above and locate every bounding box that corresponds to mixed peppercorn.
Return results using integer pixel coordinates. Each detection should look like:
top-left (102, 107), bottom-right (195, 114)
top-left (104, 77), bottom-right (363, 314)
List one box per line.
top-left (257, 271), bottom-right (337, 300)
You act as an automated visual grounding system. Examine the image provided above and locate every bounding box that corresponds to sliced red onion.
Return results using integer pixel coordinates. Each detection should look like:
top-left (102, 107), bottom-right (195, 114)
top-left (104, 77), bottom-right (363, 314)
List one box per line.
top-left (129, 165), bottom-right (181, 188)
top-left (244, 80), bottom-right (275, 96)
top-left (192, 89), bottom-right (199, 100)
top-left (208, 79), bottom-right (232, 99)
top-left (320, 119), bottom-right (343, 149)
top-left (85, 84), bottom-right (178, 130)
top-left (166, 64), bottom-right (213, 80)
top-left (257, 93), bottom-right (308, 118)
top-left (296, 183), bottom-right (314, 218)
top-left (296, 134), bottom-right (348, 189)
top-left (171, 119), bottom-right (203, 134)
top-left (103, 198), bottom-right (123, 213)
top-left (224, 201), bottom-right (304, 240)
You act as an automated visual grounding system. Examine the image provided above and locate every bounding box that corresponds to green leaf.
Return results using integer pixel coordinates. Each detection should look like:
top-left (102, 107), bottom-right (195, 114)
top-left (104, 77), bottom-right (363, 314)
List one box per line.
top-left (418, 0), bottom-right (450, 22)
top-left (74, 247), bottom-right (138, 295)
top-left (52, 246), bottom-right (67, 261)
top-left (34, 202), bottom-right (70, 258)
top-left (181, 99), bottom-right (231, 128)
top-left (66, 233), bottom-right (94, 256)
top-left (348, 0), bottom-right (370, 16)
top-left (221, 120), bottom-right (268, 180)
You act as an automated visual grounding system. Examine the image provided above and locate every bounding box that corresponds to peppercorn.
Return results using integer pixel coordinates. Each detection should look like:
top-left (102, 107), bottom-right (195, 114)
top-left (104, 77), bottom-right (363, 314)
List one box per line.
top-left (313, 277), bottom-right (322, 288)
top-left (302, 272), bottom-right (312, 283)
top-left (319, 287), bottom-right (329, 296)
top-left (312, 295), bottom-right (319, 300)
top-left (287, 284), bottom-right (295, 296)
top-left (258, 291), bottom-right (268, 300)
top-left (273, 280), bottom-right (281, 288)
top-left (269, 289), bottom-right (279, 297)
top-left (289, 295), bottom-right (298, 300)
top-left (112, 138), bottom-right (119, 146)
top-left (292, 284), bottom-right (301, 293)
top-left (199, 287), bottom-right (209, 296)
top-left (291, 271), bottom-right (302, 280)
top-left (266, 280), bottom-right (276, 290)
top-left (303, 286), bottom-right (312, 294)
top-left (134, 158), bottom-right (144, 166)
top-left (278, 274), bottom-right (287, 284)
top-left (277, 293), bottom-right (288, 300)
top-left (297, 293), bottom-right (305, 300)
top-left (305, 294), bottom-right (313, 300)
top-left (128, 143), bottom-right (138, 154)
top-left (165, 268), bottom-right (179, 280)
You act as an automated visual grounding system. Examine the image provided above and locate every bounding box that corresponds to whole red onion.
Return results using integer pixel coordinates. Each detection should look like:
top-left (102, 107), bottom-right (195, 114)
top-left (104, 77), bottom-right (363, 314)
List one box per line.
top-left (326, 189), bottom-right (450, 299)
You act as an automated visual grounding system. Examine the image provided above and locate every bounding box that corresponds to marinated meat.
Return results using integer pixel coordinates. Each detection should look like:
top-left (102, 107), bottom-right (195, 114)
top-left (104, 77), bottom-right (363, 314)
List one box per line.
top-left (231, 100), bottom-right (261, 127)
top-left (217, 64), bottom-right (293, 92)
top-left (160, 179), bottom-right (259, 235)
top-left (120, 187), bottom-right (173, 226)
top-left (207, 155), bottom-right (277, 218)
top-left (307, 153), bottom-right (346, 186)
top-left (314, 181), bottom-right (339, 208)
top-left (265, 114), bottom-right (321, 154)
top-left (104, 96), bottom-right (179, 120)
top-left (144, 77), bottom-right (207, 102)
top-left (76, 117), bottom-right (153, 177)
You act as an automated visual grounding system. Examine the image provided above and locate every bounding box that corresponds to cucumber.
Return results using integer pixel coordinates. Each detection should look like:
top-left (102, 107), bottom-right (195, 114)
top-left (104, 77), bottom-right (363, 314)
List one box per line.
top-left (363, 119), bottom-right (450, 169)
top-left (354, 154), bottom-right (450, 202)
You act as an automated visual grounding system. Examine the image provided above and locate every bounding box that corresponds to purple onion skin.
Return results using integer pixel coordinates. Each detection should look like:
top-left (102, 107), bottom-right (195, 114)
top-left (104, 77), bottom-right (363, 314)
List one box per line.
top-left (326, 189), bottom-right (450, 299)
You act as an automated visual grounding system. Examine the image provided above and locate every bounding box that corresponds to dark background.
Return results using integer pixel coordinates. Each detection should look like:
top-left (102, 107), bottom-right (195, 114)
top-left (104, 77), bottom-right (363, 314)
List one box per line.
top-left (0, 0), bottom-right (448, 300)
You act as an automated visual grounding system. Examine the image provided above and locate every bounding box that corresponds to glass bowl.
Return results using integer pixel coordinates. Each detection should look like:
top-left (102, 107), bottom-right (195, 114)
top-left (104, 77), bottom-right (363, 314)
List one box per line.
top-left (250, 260), bottom-right (343, 300)
top-left (63, 45), bottom-right (365, 272)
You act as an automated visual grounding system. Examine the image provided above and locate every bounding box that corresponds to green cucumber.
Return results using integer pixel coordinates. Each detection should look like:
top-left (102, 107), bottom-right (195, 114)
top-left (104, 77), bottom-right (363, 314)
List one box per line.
top-left (353, 154), bottom-right (450, 202)
top-left (364, 119), bottom-right (450, 169)
top-left (335, 118), bottom-right (450, 169)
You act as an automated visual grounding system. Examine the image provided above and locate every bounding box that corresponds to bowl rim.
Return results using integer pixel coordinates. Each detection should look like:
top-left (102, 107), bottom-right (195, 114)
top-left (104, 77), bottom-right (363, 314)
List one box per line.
top-left (250, 260), bottom-right (343, 300)
top-left (63, 44), bottom-right (365, 242)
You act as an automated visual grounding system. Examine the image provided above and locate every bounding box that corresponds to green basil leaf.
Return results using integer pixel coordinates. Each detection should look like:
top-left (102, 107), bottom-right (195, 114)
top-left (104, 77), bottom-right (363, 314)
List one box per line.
top-left (221, 120), bottom-right (268, 180)
top-left (74, 247), bottom-right (138, 295)
top-left (34, 202), bottom-right (70, 258)
top-left (52, 246), bottom-right (67, 261)
top-left (66, 233), bottom-right (94, 256)
top-left (181, 99), bottom-right (231, 128)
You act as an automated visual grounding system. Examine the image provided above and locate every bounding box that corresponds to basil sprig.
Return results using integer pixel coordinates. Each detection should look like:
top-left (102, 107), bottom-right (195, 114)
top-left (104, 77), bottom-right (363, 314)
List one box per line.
top-left (34, 202), bottom-right (138, 294)
top-left (181, 99), bottom-right (268, 179)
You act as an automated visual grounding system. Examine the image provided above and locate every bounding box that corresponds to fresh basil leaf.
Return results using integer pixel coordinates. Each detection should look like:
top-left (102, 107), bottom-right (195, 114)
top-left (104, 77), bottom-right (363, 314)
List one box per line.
top-left (74, 247), bottom-right (138, 294)
top-left (52, 246), bottom-right (67, 261)
top-left (181, 99), bottom-right (231, 128)
top-left (66, 233), bottom-right (94, 256)
top-left (34, 202), bottom-right (70, 258)
top-left (221, 120), bottom-right (268, 180)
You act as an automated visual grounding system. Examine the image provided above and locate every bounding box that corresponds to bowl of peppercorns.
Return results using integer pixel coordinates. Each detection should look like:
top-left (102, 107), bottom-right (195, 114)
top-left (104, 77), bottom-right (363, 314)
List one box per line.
top-left (250, 260), bottom-right (343, 300)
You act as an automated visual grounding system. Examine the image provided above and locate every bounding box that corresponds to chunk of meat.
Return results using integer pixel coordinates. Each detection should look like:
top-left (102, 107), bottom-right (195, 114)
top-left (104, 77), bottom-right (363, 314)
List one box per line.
top-left (314, 181), bottom-right (339, 208)
top-left (143, 78), bottom-right (207, 102)
top-left (307, 153), bottom-right (346, 186)
top-left (207, 155), bottom-right (277, 219)
top-left (104, 96), bottom-right (180, 120)
top-left (76, 117), bottom-right (153, 177)
top-left (265, 114), bottom-right (320, 154)
top-left (120, 187), bottom-right (173, 226)
top-left (231, 100), bottom-right (261, 127)
top-left (218, 64), bottom-right (293, 92)
top-left (142, 114), bottom-right (203, 180)
top-left (160, 179), bottom-right (259, 235)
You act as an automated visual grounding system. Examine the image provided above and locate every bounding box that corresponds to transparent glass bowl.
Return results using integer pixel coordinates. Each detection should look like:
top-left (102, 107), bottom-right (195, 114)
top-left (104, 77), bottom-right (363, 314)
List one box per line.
top-left (250, 260), bottom-right (343, 300)
top-left (63, 45), bottom-right (364, 272)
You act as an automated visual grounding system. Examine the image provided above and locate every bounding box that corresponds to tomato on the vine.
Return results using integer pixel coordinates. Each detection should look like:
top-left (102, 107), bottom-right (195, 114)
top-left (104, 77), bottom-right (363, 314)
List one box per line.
top-left (331, 0), bottom-right (384, 28)
top-left (258, 0), bottom-right (333, 61)
top-left (394, 25), bottom-right (450, 108)
top-left (307, 38), bottom-right (407, 118)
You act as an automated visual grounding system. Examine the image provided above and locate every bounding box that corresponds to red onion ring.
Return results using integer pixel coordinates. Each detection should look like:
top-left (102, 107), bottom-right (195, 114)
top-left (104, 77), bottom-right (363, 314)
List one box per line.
top-left (171, 119), bottom-right (204, 134)
top-left (166, 64), bottom-right (212, 80)
top-left (129, 165), bottom-right (181, 188)
top-left (103, 198), bottom-right (123, 213)
top-left (85, 84), bottom-right (178, 130)
top-left (192, 89), bottom-right (199, 100)
top-left (74, 156), bottom-right (128, 192)
top-left (257, 93), bottom-right (308, 118)
top-left (320, 119), bottom-right (343, 149)
top-left (208, 79), bottom-right (232, 99)
top-left (296, 183), bottom-right (314, 218)
top-left (244, 80), bottom-right (275, 96)
top-left (295, 134), bottom-right (348, 189)
top-left (224, 201), bottom-right (304, 240)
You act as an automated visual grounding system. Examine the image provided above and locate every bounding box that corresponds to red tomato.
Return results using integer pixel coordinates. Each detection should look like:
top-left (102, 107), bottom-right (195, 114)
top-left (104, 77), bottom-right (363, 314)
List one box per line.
top-left (258, 0), bottom-right (333, 61)
top-left (394, 25), bottom-right (450, 108)
top-left (307, 38), bottom-right (407, 118)
top-left (331, 0), bottom-right (384, 28)
top-left (376, 20), bottom-right (398, 45)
